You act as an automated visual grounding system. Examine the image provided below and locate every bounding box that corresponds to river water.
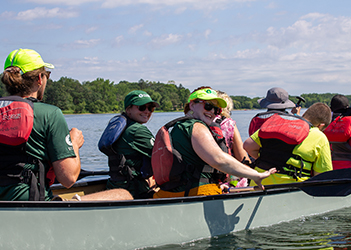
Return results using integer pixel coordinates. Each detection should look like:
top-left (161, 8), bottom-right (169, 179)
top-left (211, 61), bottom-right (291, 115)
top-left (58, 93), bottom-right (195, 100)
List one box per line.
top-left (65, 110), bottom-right (351, 250)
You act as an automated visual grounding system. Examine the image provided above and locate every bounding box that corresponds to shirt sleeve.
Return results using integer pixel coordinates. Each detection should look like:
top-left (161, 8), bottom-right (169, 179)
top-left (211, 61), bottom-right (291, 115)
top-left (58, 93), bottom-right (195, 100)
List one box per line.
top-left (130, 125), bottom-right (155, 158)
top-left (250, 129), bottom-right (262, 147)
top-left (46, 109), bottom-right (76, 162)
top-left (313, 134), bottom-right (333, 173)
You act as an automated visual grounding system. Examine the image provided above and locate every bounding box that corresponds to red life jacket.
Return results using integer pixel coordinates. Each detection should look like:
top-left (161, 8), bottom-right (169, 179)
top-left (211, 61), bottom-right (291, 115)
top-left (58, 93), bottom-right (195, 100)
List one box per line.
top-left (0, 96), bottom-right (45, 200)
top-left (254, 113), bottom-right (313, 179)
top-left (248, 110), bottom-right (287, 136)
top-left (151, 117), bottom-right (227, 194)
top-left (324, 116), bottom-right (351, 170)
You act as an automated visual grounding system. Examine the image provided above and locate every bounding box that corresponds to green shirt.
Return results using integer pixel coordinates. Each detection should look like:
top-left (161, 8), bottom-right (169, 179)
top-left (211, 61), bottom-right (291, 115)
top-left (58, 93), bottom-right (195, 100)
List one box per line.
top-left (0, 101), bottom-right (75, 201)
top-left (170, 118), bottom-right (217, 191)
top-left (107, 119), bottom-right (154, 198)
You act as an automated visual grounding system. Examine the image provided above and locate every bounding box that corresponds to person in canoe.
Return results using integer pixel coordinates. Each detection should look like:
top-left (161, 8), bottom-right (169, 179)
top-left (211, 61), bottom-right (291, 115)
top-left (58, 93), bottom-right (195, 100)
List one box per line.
top-left (323, 94), bottom-right (351, 170)
top-left (153, 87), bottom-right (276, 198)
top-left (248, 87), bottom-right (300, 136)
top-left (214, 90), bottom-right (250, 188)
top-left (244, 102), bottom-right (333, 185)
top-left (0, 48), bottom-right (132, 201)
top-left (103, 90), bottom-right (159, 199)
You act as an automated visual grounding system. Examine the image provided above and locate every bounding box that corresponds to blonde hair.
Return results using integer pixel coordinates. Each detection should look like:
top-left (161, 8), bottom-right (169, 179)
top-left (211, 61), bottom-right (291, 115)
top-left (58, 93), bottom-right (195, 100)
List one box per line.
top-left (216, 90), bottom-right (233, 118)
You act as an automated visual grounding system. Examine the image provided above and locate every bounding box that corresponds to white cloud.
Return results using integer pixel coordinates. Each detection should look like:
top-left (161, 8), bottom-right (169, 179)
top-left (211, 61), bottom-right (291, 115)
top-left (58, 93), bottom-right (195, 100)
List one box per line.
top-left (79, 57), bottom-right (100, 65)
top-left (150, 33), bottom-right (183, 46)
top-left (24, 0), bottom-right (100, 6)
top-left (86, 26), bottom-right (98, 34)
top-left (260, 13), bottom-right (351, 53)
top-left (143, 30), bottom-right (152, 36)
top-left (62, 39), bottom-right (101, 49)
top-left (8, 7), bottom-right (79, 20)
top-left (114, 35), bottom-right (124, 44)
top-left (101, 0), bottom-right (256, 10)
top-left (204, 29), bottom-right (211, 39)
top-left (129, 24), bottom-right (144, 34)
top-left (265, 2), bottom-right (277, 9)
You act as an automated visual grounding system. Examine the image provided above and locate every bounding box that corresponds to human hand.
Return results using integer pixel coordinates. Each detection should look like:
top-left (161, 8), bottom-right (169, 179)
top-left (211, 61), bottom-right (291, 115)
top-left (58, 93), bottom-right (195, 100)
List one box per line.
top-left (253, 168), bottom-right (277, 190)
top-left (220, 183), bottom-right (230, 193)
top-left (146, 176), bottom-right (156, 189)
top-left (69, 128), bottom-right (84, 149)
top-left (291, 106), bottom-right (301, 115)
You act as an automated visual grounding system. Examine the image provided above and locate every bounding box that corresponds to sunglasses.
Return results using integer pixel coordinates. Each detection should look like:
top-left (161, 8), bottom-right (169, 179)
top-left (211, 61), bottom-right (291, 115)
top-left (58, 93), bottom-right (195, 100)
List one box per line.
top-left (42, 71), bottom-right (51, 79)
top-left (138, 104), bottom-right (155, 112)
top-left (194, 100), bottom-right (222, 115)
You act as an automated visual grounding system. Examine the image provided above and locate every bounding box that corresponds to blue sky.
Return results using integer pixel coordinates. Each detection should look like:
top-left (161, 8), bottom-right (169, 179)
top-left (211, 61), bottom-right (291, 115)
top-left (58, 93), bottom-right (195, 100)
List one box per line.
top-left (1, 0), bottom-right (351, 98)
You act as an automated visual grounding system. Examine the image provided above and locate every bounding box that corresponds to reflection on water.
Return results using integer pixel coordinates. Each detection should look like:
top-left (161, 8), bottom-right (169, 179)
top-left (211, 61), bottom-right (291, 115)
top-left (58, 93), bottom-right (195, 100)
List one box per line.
top-left (154, 207), bottom-right (351, 250)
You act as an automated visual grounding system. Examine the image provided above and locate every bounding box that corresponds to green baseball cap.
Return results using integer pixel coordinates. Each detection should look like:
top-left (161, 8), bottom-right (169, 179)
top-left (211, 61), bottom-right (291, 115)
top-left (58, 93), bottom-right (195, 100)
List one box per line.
top-left (124, 90), bottom-right (160, 108)
top-left (188, 88), bottom-right (227, 108)
top-left (4, 48), bottom-right (54, 74)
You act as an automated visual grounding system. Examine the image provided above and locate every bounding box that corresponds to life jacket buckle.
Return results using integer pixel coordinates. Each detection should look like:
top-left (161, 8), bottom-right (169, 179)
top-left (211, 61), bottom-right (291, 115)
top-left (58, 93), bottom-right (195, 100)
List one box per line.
top-left (20, 169), bottom-right (32, 184)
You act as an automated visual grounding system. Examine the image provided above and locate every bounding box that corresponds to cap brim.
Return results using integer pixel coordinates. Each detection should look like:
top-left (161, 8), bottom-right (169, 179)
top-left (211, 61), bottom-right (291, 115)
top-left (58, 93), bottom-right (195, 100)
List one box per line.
top-left (44, 63), bottom-right (54, 69)
top-left (258, 98), bottom-right (295, 109)
top-left (133, 99), bottom-right (160, 107)
top-left (197, 96), bottom-right (227, 108)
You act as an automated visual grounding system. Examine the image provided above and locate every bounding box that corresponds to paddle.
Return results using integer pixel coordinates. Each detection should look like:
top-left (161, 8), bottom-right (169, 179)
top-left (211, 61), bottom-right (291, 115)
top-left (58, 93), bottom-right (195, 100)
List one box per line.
top-left (229, 168), bottom-right (351, 197)
top-left (53, 169), bottom-right (110, 185)
top-left (77, 169), bottom-right (109, 181)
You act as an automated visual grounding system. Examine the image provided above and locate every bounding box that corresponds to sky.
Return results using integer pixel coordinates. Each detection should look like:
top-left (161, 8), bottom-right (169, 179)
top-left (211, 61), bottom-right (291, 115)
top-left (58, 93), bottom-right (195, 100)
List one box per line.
top-left (1, 0), bottom-right (351, 98)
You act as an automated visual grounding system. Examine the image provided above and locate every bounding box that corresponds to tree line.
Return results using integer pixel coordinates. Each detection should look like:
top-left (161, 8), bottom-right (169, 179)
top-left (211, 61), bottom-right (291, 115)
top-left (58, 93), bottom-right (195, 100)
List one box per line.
top-left (0, 76), bottom-right (349, 113)
top-left (231, 93), bottom-right (351, 110)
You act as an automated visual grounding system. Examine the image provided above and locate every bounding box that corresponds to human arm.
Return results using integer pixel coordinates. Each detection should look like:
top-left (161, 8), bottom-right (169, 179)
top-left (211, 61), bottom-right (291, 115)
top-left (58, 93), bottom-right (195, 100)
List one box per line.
top-left (243, 136), bottom-right (261, 160)
top-left (53, 128), bottom-right (84, 188)
top-left (291, 106), bottom-right (301, 115)
top-left (311, 131), bottom-right (333, 176)
top-left (191, 123), bottom-right (276, 189)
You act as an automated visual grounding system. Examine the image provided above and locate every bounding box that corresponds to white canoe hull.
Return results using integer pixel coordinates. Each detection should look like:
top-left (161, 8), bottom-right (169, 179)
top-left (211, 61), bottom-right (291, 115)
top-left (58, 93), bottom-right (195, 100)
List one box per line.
top-left (0, 184), bottom-right (350, 249)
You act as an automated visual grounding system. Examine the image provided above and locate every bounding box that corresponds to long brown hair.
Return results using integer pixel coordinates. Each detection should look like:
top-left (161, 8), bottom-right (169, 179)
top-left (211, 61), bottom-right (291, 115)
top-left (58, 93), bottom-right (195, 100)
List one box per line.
top-left (1, 66), bottom-right (45, 96)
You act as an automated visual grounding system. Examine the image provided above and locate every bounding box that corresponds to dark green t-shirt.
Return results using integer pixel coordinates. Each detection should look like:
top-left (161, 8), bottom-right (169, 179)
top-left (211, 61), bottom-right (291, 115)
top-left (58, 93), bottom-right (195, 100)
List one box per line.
top-left (107, 120), bottom-right (154, 197)
top-left (170, 118), bottom-right (217, 191)
top-left (171, 119), bottom-right (207, 167)
top-left (0, 101), bottom-right (76, 201)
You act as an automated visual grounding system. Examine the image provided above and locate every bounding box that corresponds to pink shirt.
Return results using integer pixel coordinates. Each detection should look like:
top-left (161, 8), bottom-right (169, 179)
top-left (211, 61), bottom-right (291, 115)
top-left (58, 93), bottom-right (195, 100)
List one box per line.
top-left (219, 117), bottom-right (236, 156)
top-left (216, 116), bottom-right (248, 188)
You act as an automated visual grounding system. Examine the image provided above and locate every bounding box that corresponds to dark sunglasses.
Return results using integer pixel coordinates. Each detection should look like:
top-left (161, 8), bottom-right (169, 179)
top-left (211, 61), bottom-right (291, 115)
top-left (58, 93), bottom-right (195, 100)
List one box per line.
top-left (194, 100), bottom-right (222, 115)
top-left (138, 104), bottom-right (155, 112)
top-left (42, 71), bottom-right (51, 79)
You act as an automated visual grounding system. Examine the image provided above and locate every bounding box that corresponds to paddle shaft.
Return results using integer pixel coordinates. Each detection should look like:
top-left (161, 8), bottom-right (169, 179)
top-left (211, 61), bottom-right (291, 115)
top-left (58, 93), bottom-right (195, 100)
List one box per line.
top-left (229, 178), bottom-right (351, 193)
top-left (77, 169), bottom-right (109, 181)
top-left (228, 168), bottom-right (351, 197)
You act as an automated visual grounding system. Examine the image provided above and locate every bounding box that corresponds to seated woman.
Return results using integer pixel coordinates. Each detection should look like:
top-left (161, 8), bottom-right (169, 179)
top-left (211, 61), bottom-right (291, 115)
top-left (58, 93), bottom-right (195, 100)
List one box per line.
top-left (215, 90), bottom-right (250, 188)
top-left (105, 90), bottom-right (159, 199)
top-left (154, 87), bottom-right (276, 198)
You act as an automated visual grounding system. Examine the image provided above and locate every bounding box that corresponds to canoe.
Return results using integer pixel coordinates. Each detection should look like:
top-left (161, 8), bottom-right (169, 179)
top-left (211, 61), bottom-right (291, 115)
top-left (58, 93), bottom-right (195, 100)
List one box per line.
top-left (1, 169), bottom-right (351, 250)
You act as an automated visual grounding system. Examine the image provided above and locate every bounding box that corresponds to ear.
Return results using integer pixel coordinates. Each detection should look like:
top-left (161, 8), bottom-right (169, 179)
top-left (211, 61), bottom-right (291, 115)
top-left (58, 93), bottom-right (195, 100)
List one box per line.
top-left (125, 105), bottom-right (132, 114)
top-left (317, 123), bottom-right (326, 131)
top-left (37, 73), bottom-right (43, 86)
top-left (189, 101), bottom-right (195, 110)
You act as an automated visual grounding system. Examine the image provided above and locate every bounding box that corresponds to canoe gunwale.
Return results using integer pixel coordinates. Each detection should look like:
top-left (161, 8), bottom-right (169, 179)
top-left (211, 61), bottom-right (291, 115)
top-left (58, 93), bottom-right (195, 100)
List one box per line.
top-left (0, 186), bottom-right (301, 208)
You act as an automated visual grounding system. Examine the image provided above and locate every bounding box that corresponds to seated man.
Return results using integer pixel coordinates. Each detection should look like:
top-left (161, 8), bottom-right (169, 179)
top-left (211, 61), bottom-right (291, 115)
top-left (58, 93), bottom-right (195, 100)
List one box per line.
top-left (244, 102), bottom-right (333, 185)
top-left (1, 48), bottom-right (133, 201)
top-left (248, 87), bottom-right (299, 136)
top-left (324, 94), bottom-right (351, 170)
